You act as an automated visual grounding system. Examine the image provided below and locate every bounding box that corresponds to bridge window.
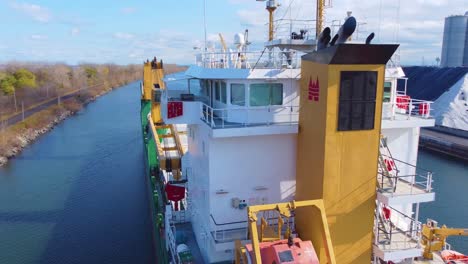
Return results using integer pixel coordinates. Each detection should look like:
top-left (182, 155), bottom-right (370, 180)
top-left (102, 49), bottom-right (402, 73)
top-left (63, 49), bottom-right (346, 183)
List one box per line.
top-left (215, 81), bottom-right (220, 101)
top-left (221, 81), bottom-right (227, 104)
top-left (338, 71), bottom-right (377, 131)
top-left (231, 83), bottom-right (245, 106)
top-left (249, 83), bottom-right (283, 106)
top-left (214, 81), bottom-right (227, 104)
top-left (383, 81), bottom-right (392, 102)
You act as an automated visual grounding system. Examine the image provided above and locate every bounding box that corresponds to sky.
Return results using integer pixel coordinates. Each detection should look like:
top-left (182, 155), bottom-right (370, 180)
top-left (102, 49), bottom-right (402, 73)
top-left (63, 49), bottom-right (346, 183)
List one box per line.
top-left (0, 0), bottom-right (466, 66)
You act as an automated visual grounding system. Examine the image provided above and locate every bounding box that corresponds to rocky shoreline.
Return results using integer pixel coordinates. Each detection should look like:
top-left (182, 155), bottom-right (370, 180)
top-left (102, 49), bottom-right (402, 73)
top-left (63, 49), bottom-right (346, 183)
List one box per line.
top-left (0, 89), bottom-right (109, 167)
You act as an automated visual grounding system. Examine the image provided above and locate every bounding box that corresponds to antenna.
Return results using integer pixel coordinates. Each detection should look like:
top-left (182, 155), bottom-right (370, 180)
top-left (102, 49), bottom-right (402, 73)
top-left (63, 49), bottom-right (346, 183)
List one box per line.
top-left (203, 0), bottom-right (208, 51)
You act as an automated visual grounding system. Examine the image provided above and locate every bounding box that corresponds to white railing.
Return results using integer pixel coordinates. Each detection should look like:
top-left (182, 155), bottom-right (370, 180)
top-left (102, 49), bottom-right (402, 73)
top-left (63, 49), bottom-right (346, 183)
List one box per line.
top-left (382, 97), bottom-right (434, 121)
top-left (201, 103), bottom-right (299, 128)
top-left (196, 50), bottom-right (301, 69)
top-left (211, 227), bottom-right (249, 244)
top-left (375, 206), bottom-right (422, 251)
top-left (268, 19), bottom-right (316, 41)
top-left (377, 155), bottom-right (433, 196)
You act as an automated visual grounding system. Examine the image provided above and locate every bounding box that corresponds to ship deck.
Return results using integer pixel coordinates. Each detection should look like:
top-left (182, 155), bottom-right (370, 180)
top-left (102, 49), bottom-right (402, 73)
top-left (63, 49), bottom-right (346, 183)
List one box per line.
top-left (176, 222), bottom-right (205, 263)
top-left (378, 176), bottom-right (428, 196)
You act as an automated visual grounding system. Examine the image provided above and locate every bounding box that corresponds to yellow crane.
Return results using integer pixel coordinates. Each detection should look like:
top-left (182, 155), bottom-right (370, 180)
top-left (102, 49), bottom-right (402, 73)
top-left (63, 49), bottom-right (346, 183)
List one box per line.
top-left (421, 219), bottom-right (468, 260)
top-left (234, 199), bottom-right (336, 264)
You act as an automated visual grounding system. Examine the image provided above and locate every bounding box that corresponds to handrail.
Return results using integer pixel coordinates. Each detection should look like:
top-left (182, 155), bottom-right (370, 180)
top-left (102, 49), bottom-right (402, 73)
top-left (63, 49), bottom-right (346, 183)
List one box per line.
top-left (201, 103), bottom-right (299, 129)
top-left (382, 98), bottom-right (434, 120)
top-left (377, 154), bottom-right (433, 194)
top-left (375, 205), bottom-right (422, 250)
top-left (196, 50), bottom-right (301, 69)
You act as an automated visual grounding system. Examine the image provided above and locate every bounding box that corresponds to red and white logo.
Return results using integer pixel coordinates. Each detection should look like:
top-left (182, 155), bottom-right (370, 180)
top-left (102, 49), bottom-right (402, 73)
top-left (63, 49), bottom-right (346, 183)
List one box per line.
top-left (308, 76), bottom-right (320, 102)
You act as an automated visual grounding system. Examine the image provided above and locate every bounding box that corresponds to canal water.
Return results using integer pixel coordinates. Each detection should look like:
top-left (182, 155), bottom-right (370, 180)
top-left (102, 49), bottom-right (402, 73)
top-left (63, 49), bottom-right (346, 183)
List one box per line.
top-left (0, 82), bottom-right (154, 264)
top-left (0, 79), bottom-right (467, 263)
top-left (418, 150), bottom-right (468, 253)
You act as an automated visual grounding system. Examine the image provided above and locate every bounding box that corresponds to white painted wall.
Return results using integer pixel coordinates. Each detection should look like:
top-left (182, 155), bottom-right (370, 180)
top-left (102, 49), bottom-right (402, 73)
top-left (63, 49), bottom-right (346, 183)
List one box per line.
top-left (208, 134), bottom-right (297, 226)
top-left (186, 123), bottom-right (212, 263)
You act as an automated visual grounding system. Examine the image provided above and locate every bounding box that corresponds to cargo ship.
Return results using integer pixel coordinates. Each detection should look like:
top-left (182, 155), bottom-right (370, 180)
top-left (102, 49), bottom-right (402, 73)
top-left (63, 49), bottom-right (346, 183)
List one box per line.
top-left (139, 1), bottom-right (467, 263)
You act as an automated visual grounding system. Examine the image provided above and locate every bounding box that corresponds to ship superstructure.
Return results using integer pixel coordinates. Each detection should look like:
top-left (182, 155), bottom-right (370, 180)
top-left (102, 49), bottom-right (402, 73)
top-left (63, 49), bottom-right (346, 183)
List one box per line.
top-left (140, 1), bottom-right (466, 263)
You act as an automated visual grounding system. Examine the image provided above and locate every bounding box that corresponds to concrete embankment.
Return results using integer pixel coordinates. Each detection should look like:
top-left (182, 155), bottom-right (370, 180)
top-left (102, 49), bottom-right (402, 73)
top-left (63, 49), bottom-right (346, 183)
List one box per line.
top-left (419, 126), bottom-right (468, 161)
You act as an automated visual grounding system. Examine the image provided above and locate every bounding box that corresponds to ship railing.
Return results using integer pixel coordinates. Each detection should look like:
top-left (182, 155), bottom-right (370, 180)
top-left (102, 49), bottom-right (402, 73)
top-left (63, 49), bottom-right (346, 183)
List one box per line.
top-left (195, 50), bottom-right (301, 69)
top-left (267, 19), bottom-right (316, 41)
top-left (211, 227), bottom-right (249, 244)
top-left (382, 96), bottom-right (434, 120)
top-left (375, 205), bottom-right (422, 251)
top-left (209, 214), bottom-right (295, 244)
top-left (377, 155), bottom-right (433, 196)
top-left (201, 103), bottom-right (299, 129)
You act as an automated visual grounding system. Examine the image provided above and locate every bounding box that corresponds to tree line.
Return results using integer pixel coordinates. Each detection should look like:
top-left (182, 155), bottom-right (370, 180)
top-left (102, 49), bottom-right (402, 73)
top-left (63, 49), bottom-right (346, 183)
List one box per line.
top-left (0, 63), bottom-right (142, 116)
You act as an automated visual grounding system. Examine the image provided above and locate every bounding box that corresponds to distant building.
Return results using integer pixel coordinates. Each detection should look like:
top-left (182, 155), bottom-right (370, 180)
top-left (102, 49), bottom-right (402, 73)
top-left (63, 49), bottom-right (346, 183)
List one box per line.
top-left (440, 12), bottom-right (468, 67)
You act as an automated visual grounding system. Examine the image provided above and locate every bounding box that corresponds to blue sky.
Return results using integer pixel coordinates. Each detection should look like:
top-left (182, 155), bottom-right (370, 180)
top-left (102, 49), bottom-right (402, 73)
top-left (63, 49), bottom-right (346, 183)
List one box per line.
top-left (0, 0), bottom-right (466, 65)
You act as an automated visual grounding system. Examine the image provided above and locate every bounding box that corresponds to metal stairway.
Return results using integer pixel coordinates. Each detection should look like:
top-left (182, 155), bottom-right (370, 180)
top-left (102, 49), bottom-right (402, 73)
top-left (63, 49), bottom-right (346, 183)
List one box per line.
top-left (377, 137), bottom-right (399, 193)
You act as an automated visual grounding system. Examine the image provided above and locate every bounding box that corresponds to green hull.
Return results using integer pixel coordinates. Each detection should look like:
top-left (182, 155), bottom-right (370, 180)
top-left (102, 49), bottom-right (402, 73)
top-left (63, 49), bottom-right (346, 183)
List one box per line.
top-left (141, 99), bottom-right (169, 264)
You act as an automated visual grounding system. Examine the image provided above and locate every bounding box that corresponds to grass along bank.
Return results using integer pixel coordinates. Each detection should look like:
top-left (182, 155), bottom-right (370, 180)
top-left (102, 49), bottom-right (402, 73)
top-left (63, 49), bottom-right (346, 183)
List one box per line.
top-left (0, 65), bottom-right (187, 167)
top-left (0, 84), bottom-right (114, 166)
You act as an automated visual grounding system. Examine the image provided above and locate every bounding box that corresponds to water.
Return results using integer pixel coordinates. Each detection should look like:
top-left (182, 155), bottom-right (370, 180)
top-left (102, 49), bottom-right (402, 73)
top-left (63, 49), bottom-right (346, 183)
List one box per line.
top-left (0, 82), bottom-right (154, 264)
top-left (418, 150), bottom-right (468, 253)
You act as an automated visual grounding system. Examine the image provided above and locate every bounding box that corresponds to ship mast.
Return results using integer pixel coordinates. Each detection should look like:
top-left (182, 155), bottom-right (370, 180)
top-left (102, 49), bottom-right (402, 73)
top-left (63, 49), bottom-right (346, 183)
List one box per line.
top-left (265, 0), bottom-right (278, 41)
top-left (316, 0), bottom-right (325, 38)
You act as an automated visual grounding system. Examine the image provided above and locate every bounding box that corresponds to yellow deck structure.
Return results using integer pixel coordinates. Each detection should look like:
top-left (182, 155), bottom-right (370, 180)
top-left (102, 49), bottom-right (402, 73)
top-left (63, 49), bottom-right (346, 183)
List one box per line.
top-left (295, 44), bottom-right (398, 264)
top-left (143, 58), bottom-right (184, 180)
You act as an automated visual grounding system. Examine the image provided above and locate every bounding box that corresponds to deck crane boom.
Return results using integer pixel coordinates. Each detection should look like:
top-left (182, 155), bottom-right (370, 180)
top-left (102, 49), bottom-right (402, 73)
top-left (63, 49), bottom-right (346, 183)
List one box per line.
top-left (421, 219), bottom-right (468, 260)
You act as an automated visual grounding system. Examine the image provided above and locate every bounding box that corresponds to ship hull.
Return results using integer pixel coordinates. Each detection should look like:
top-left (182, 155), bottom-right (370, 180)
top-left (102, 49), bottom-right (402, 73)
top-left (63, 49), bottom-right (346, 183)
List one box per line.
top-left (141, 99), bottom-right (169, 264)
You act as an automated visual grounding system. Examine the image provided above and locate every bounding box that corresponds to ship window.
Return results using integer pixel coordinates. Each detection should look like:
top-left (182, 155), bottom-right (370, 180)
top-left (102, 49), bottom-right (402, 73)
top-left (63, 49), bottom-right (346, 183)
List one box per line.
top-left (249, 83), bottom-right (283, 106)
top-left (383, 81), bottom-right (392, 102)
top-left (221, 81), bottom-right (227, 104)
top-left (278, 250), bottom-right (294, 262)
top-left (231, 83), bottom-right (245, 106)
top-left (215, 81), bottom-right (221, 101)
top-left (338, 71), bottom-right (377, 131)
top-left (199, 79), bottom-right (210, 97)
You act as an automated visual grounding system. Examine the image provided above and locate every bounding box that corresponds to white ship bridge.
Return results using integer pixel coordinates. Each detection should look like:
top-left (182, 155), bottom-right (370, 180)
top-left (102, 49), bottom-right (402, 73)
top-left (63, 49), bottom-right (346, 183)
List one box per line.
top-left (155, 14), bottom-right (438, 263)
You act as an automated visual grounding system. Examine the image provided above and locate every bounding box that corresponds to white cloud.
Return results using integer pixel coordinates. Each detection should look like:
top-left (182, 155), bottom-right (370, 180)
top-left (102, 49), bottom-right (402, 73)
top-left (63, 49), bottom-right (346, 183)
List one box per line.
top-left (229, 0), bottom-right (467, 65)
top-left (113, 32), bottom-right (135, 40)
top-left (71, 27), bottom-right (80, 36)
top-left (121, 7), bottom-right (136, 14)
top-left (30, 34), bottom-right (47, 40)
top-left (10, 2), bottom-right (51, 23)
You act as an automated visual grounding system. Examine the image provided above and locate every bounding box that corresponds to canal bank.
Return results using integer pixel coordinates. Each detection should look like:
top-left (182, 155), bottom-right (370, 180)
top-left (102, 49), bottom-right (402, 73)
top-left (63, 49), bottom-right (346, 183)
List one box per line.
top-left (0, 82), bottom-right (155, 264)
top-left (419, 126), bottom-right (468, 162)
top-left (0, 86), bottom-right (115, 167)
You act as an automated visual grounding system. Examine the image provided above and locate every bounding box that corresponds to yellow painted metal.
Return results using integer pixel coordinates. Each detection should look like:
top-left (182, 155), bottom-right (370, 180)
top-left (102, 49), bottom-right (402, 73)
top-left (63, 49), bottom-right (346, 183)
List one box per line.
top-left (316, 0), bottom-right (325, 38)
top-left (144, 59), bottom-right (184, 179)
top-left (148, 114), bottom-right (166, 165)
top-left (148, 114), bottom-right (183, 180)
top-left (421, 223), bottom-right (468, 259)
top-left (143, 62), bottom-right (153, 100)
top-left (219, 33), bottom-right (227, 52)
top-left (242, 200), bottom-right (336, 264)
top-left (150, 61), bottom-right (165, 124)
top-left (267, 7), bottom-right (277, 41)
top-left (235, 240), bottom-right (248, 264)
top-left (296, 62), bottom-right (385, 264)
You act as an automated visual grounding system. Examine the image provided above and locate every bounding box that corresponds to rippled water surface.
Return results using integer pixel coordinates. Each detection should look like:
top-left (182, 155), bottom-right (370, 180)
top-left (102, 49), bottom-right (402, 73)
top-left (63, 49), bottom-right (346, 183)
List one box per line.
top-left (418, 150), bottom-right (468, 253)
top-left (0, 82), bottom-right (154, 264)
